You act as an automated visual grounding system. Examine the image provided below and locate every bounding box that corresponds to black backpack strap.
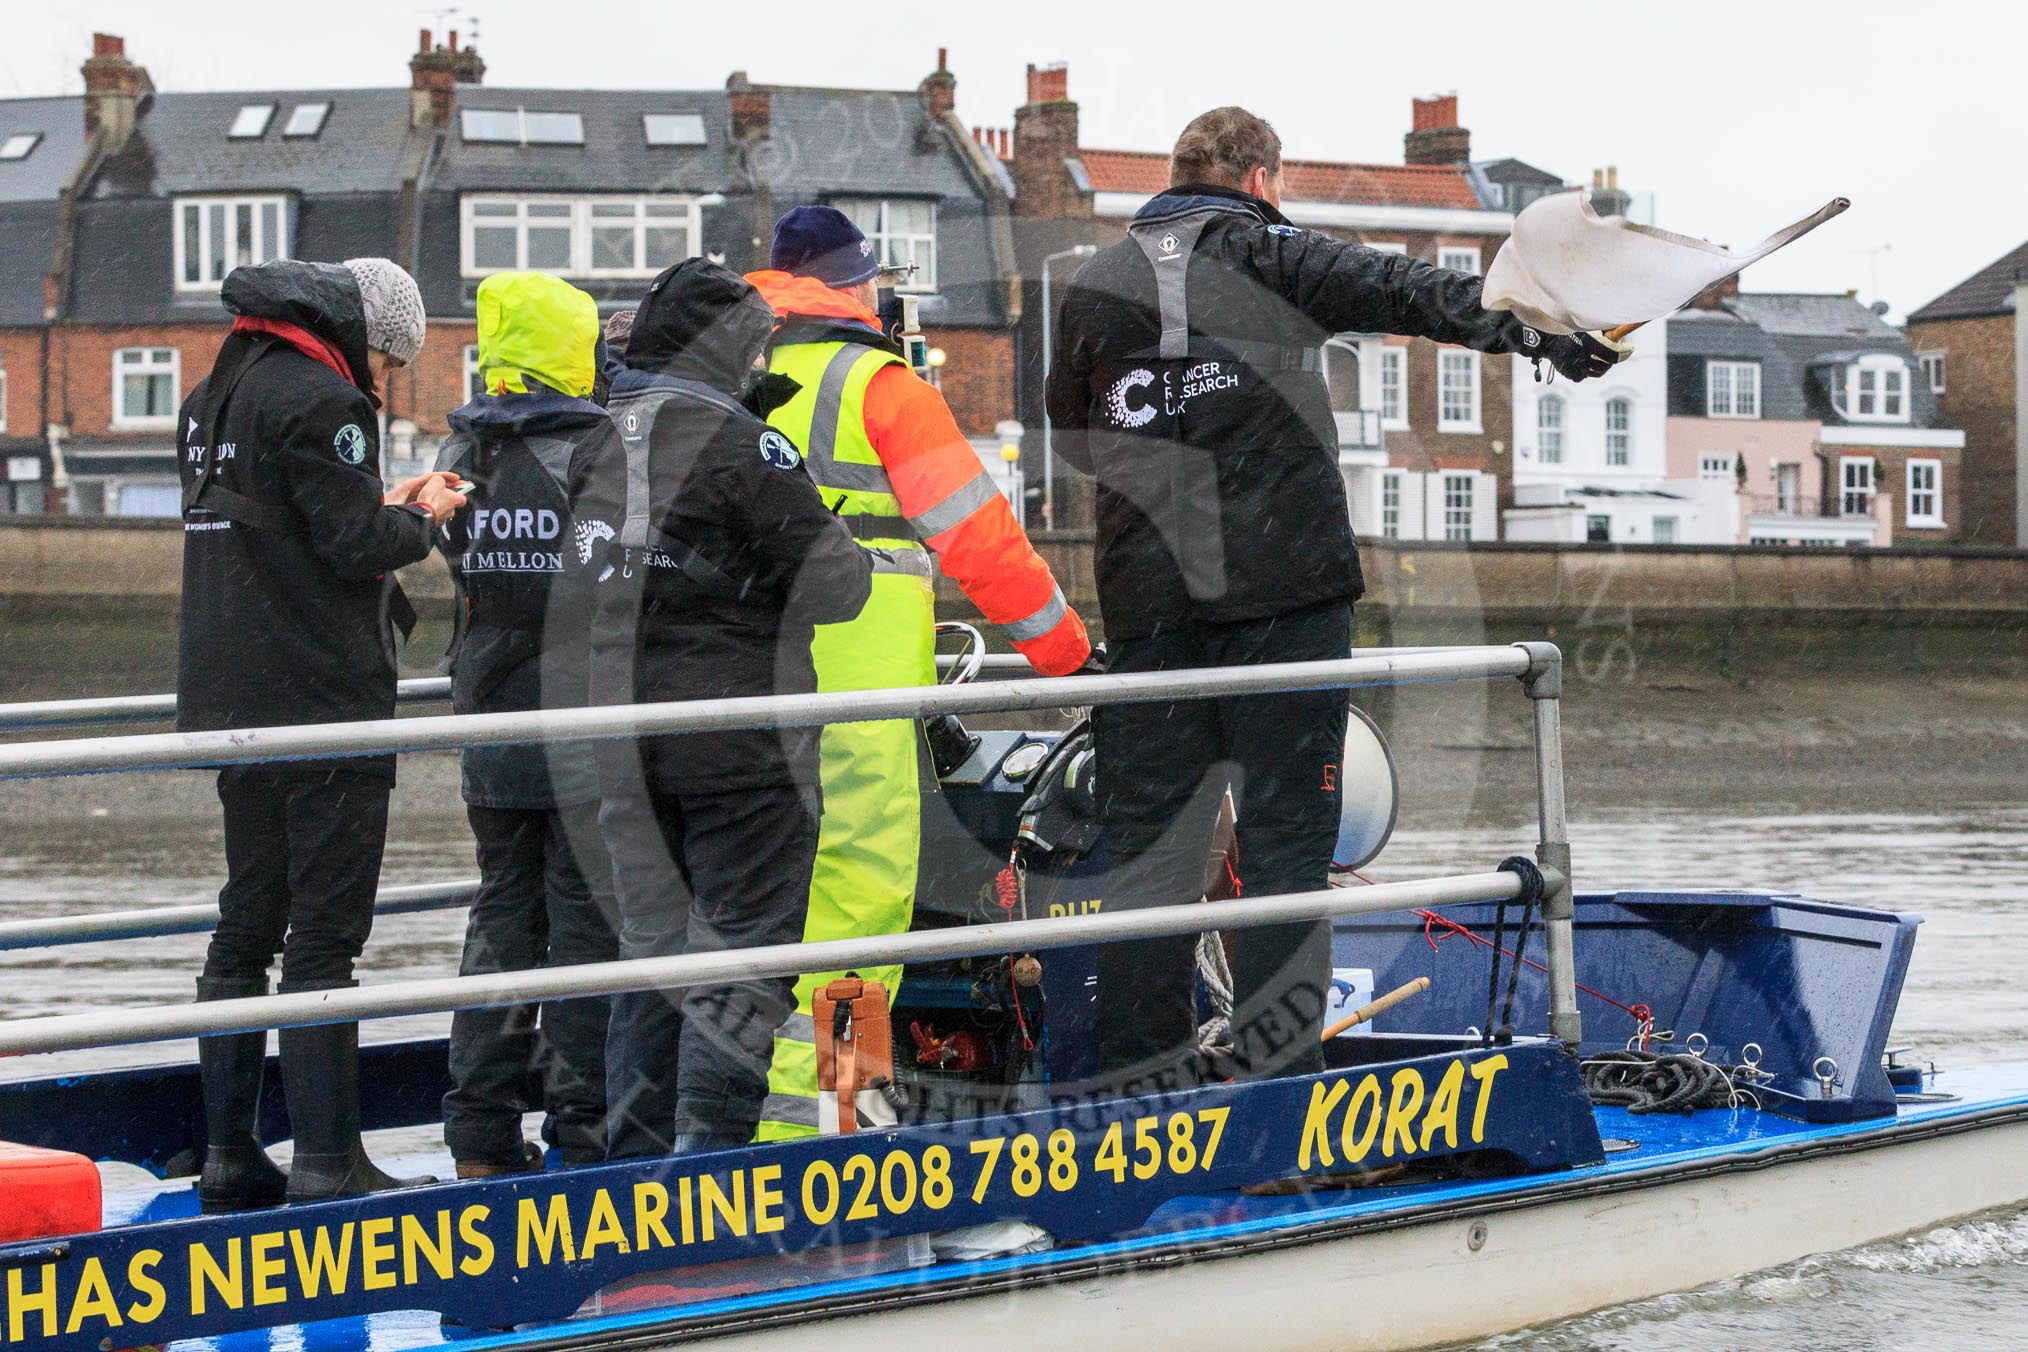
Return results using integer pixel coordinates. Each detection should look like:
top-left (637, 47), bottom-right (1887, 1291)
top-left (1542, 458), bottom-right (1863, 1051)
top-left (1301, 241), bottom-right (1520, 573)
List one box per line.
top-left (182, 334), bottom-right (298, 533)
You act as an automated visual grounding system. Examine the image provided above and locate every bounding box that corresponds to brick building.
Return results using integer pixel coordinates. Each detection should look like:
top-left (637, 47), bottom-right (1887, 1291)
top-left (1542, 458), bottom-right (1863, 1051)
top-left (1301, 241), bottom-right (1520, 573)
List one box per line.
top-left (0, 33), bottom-right (1022, 517)
top-left (1905, 241), bottom-right (2028, 547)
top-left (979, 71), bottom-right (1526, 537)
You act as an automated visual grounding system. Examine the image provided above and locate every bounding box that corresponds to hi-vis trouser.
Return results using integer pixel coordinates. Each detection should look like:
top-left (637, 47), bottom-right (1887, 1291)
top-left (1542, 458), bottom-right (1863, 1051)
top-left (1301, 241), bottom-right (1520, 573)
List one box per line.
top-left (758, 339), bottom-right (936, 1141)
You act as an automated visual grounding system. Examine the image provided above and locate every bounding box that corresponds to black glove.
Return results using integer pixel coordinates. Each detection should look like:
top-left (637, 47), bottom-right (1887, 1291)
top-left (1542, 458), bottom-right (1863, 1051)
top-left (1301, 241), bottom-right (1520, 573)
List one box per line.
top-left (1075, 643), bottom-right (1108, 676)
top-left (1536, 329), bottom-right (1628, 383)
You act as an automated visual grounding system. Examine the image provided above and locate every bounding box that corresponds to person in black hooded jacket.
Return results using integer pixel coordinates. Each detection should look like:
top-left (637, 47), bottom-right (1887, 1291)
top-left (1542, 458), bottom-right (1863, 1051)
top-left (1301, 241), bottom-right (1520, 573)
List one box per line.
top-left (573, 258), bottom-right (873, 1157)
top-left (177, 257), bottom-right (464, 1210)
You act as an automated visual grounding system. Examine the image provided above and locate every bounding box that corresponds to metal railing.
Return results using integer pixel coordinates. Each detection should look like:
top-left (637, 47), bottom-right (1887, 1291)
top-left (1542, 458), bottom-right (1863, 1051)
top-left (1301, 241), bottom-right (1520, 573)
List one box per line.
top-left (0, 642), bottom-right (1581, 1052)
top-left (0, 879), bottom-right (478, 952)
top-left (0, 654), bottom-right (1039, 733)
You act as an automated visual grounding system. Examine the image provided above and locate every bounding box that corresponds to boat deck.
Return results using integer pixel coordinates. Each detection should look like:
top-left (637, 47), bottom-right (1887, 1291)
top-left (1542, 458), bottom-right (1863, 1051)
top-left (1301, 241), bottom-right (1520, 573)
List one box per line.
top-left (97, 1061), bottom-right (2028, 1352)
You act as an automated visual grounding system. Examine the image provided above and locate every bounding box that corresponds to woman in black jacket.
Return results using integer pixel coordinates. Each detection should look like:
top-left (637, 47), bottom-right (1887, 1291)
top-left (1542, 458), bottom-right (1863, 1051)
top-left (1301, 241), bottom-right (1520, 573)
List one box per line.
top-left (576, 258), bottom-right (873, 1157)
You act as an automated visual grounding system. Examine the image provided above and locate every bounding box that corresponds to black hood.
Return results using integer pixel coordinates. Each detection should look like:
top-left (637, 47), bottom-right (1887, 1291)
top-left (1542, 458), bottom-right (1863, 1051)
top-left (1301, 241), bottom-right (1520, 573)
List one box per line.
top-left (624, 257), bottom-right (776, 395)
top-left (220, 259), bottom-right (374, 396)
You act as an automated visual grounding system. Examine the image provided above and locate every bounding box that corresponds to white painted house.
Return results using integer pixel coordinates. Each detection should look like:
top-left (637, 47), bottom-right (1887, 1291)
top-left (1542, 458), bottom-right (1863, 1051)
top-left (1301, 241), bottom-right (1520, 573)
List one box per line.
top-left (1503, 317), bottom-right (1736, 544)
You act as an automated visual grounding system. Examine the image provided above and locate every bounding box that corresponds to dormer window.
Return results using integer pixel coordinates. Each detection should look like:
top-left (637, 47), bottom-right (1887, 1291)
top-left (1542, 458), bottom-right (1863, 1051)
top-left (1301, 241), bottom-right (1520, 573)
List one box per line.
top-left (1840, 355), bottom-right (1908, 423)
top-left (175, 196), bottom-right (289, 290)
top-left (229, 104), bottom-right (275, 140)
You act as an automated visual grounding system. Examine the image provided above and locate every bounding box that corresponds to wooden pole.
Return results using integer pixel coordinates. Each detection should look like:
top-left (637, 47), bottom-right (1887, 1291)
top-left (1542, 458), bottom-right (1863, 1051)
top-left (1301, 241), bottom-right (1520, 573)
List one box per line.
top-left (1321, 976), bottom-right (1431, 1041)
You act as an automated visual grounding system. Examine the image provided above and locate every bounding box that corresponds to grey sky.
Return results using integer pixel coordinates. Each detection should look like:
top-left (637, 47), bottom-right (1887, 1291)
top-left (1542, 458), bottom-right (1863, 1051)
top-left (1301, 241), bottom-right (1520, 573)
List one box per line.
top-left (4, 0), bottom-right (2019, 321)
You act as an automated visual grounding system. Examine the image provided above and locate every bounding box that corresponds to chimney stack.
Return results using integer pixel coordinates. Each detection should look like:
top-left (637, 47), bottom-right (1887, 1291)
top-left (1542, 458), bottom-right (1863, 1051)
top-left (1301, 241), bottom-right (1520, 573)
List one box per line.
top-left (409, 27), bottom-right (485, 129)
top-left (919, 48), bottom-right (957, 121)
top-left (81, 33), bottom-right (151, 148)
top-left (727, 71), bottom-right (772, 144)
top-left (1404, 94), bottom-right (1469, 166)
top-left (1689, 273), bottom-right (1742, 310)
top-left (1014, 63), bottom-right (1087, 218)
top-left (1589, 165), bottom-right (1632, 219)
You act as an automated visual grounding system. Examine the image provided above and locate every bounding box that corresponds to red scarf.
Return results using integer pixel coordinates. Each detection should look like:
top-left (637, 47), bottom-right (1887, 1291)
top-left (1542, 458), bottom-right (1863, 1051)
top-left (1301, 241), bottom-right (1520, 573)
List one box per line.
top-left (230, 315), bottom-right (357, 387)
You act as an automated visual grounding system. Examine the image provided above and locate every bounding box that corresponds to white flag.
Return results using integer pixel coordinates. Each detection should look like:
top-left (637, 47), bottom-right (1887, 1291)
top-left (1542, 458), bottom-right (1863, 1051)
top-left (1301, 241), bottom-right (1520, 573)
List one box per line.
top-left (1482, 190), bottom-right (1850, 334)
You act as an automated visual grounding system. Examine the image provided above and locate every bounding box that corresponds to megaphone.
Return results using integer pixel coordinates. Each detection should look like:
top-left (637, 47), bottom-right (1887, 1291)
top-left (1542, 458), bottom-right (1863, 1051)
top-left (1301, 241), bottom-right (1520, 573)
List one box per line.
top-left (1333, 704), bottom-right (1398, 871)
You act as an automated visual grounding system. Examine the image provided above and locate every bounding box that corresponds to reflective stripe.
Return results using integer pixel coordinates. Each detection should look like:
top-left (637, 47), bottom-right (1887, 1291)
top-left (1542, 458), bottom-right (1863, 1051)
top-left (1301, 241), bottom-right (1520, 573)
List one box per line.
top-left (1002, 584), bottom-right (1068, 642)
top-left (907, 471), bottom-right (999, 538)
top-left (776, 1011), bottom-right (814, 1044)
top-left (804, 345), bottom-right (895, 493)
top-left (759, 1092), bottom-right (819, 1128)
top-left (1133, 212), bottom-right (1214, 360)
top-left (870, 547), bottom-right (935, 578)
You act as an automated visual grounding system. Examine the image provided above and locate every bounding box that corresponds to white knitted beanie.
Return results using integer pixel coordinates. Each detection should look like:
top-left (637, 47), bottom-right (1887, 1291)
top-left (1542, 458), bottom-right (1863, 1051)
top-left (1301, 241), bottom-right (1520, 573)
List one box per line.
top-left (343, 257), bottom-right (426, 366)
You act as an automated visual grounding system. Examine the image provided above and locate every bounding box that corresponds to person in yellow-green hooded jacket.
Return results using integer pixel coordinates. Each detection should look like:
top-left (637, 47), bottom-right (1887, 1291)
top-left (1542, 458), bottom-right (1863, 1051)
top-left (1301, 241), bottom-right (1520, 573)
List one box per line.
top-left (747, 207), bottom-right (1092, 1141)
top-left (433, 271), bottom-right (624, 1177)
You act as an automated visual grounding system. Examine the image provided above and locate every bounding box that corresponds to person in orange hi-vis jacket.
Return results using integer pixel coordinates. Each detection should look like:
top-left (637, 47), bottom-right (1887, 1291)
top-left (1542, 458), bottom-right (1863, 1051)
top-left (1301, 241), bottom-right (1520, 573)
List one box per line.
top-left (747, 205), bottom-right (1089, 1139)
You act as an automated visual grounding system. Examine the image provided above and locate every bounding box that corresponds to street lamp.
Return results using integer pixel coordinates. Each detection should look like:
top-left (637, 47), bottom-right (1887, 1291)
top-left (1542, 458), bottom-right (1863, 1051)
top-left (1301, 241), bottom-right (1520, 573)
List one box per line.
top-left (1040, 244), bottom-right (1098, 531)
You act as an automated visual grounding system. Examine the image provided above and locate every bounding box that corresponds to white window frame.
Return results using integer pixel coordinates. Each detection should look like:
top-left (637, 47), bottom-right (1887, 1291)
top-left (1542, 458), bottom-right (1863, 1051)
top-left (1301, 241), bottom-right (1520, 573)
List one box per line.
top-left (173, 195), bottom-right (290, 292)
top-left (1536, 393), bottom-right (1564, 464)
top-left (1378, 346), bottom-right (1407, 430)
top-left (1905, 458), bottom-right (1943, 528)
top-left (834, 198), bottom-right (938, 292)
top-left (1604, 396), bottom-right (1632, 466)
top-left (1437, 350), bottom-right (1480, 433)
top-left (1653, 516), bottom-right (1678, 544)
top-left (1919, 350), bottom-right (1946, 395)
top-left (1706, 360), bottom-right (1760, 419)
top-left (1441, 471), bottom-right (1476, 541)
top-left (1839, 456), bottom-right (1875, 518)
top-left (1846, 355), bottom-right (1910, 423)
top-left (1379, 469), bottom-right (1402, 539)
top-left (1775, 462), bottom-right (1802, 515)
top-left (460, 194), bottom-right (707, 279)
top-left (1437, 245), bottom-right (1481, 276)
top-left (1699, 454), bottom-right (1734, 480)
top-left (112, 347), bottom-right (180, 429)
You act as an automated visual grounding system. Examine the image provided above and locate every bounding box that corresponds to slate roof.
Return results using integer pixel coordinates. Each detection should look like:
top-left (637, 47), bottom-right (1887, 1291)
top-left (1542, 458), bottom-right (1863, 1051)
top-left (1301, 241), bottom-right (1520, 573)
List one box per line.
top-left (1077, 148), bottom-right (1482, 209)
top-left (0, 96), bottom-right (89, 204)
top-left (1723, 292), bottom-right (1899, 340)
top-left (437, 87), bottom-right (729, 193)
top-left (1906, 238), bottom-right (2028, 323)
top-left (86, 89), bottom-right (419, 198)
top-left (1662, 296), bottom-right (1943, 427)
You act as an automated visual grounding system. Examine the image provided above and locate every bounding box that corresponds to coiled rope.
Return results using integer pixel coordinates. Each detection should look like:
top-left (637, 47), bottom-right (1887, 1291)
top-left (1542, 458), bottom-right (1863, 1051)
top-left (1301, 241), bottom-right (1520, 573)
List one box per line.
top-left (1580, 1049), bottom-right (1771, 1114)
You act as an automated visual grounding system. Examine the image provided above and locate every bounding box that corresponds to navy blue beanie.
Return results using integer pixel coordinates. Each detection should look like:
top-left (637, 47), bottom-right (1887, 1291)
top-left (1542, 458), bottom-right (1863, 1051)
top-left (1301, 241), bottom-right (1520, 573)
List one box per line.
top-left (770, 205), bottom-right (880, 287)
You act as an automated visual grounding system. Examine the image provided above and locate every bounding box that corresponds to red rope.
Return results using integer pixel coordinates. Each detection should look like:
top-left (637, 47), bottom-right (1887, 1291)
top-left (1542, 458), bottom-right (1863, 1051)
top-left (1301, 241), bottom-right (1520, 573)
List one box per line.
top-left (1414, 908), bottom-right (1653, 1040)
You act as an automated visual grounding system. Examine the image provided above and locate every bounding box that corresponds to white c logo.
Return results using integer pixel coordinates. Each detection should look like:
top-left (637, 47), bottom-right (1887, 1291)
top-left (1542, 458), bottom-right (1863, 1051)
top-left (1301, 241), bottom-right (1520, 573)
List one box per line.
top-left (1106, 369), bottom-right (1157, 429)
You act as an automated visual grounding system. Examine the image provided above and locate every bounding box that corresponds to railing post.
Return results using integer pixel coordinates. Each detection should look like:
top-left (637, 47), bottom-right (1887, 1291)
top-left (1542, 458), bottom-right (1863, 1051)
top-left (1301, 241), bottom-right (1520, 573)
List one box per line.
top-left (1514, 641), bottom-right (1581, 1050)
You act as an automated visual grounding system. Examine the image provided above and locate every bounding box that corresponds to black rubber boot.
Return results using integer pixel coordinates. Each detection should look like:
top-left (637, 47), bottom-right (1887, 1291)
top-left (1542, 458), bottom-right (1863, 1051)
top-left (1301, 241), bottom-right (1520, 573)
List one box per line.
top-left (195, 976), bottom-right (289, 1214)
top-left (279, 1016), bottom-right (437, 1203)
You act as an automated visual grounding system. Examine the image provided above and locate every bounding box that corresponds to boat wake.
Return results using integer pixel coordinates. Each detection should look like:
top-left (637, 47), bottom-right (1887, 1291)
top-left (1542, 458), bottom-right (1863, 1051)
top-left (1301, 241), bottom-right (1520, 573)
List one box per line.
top-left (1470, 1203), bottom-right (2028, 1349)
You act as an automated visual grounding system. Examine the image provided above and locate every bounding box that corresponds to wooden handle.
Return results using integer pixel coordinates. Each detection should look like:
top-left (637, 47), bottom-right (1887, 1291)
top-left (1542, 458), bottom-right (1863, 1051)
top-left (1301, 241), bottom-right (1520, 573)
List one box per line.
top-left (1320, 976), bottom-right (1431, 1041)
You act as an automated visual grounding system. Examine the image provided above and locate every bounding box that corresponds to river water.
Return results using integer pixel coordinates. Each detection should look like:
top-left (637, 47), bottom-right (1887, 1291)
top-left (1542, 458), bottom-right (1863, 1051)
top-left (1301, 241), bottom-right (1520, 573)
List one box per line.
top-left (2, 755), bottom-right (2026, 1348)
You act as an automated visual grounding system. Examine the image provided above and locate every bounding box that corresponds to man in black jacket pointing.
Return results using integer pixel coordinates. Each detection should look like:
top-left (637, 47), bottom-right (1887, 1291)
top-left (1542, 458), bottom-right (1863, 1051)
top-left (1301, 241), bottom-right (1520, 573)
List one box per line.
top-left (178, 257), bottom-right (465, 1210)
top-left (1047, 107), bottom-right (1625, 1095)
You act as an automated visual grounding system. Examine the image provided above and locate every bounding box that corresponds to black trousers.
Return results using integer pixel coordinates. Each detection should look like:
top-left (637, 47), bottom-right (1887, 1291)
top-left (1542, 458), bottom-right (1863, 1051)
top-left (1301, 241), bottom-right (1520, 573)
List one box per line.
top-left (1091, 598), bottom-right (1352, 1091)
top-left (443, 802), bottom-right (620, 1167)
top-left (598, 746), bottom-right (818, 1157)
top-left (203, 766), bottom-right (390, 992)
